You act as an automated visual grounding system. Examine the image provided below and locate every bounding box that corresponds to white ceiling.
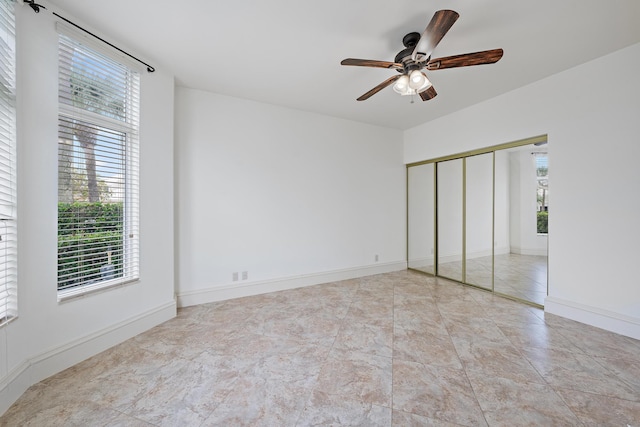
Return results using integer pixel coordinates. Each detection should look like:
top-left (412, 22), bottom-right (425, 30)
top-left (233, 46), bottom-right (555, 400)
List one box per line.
top-left (45, 0), bottom-right (640, 130)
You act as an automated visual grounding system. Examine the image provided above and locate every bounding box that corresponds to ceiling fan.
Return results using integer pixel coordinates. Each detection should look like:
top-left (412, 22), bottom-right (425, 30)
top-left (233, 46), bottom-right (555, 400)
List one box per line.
top-left (341, 10), bottom-right (503, 102)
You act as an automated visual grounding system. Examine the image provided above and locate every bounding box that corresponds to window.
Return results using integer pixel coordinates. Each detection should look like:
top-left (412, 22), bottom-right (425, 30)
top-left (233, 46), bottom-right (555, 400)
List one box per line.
top-left (57, 29), bottom-right (140, 298)
top-left (535, 152), bottom-right (548, 234)
top-left (0, 0), bottom-right (17, 325)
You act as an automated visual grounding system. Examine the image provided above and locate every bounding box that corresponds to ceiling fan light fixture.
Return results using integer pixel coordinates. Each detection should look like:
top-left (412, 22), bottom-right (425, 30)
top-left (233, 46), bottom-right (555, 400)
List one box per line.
top-left (409, 70), bottom-right (425, 89)
top-left (416, 79), bottom-right (432, 93)
top-left (409, 70), bottom-right (432, 92)
top-left (392, 75), bottom-right (410, 94)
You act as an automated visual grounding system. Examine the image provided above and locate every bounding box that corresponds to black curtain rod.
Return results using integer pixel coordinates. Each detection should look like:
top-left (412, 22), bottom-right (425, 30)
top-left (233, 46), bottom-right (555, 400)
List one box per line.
top-left (23, 0), bottom-right (155, 73)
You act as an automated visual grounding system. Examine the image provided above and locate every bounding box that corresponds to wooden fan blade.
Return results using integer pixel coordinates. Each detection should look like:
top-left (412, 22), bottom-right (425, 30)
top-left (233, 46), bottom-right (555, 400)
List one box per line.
top-left (412, 10), bottom-right (460, 61)
top-left (341, 58), bottom-right (402, 69)
top-left (419, 86), bottom-right (438, 101)
top-left (356, 75), bottom-right (401, 101)
top-left (426, 48), bottom-right (504, 70)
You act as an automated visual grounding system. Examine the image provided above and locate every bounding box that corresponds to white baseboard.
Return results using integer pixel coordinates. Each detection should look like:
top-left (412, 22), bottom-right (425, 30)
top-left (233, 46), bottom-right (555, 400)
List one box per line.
top-left (511, 246), bottom-right (548, 256)
top-left (437, 253), bottom-right (462, 264)
top-left (544, 296), bottom-right (640, 340)
top-left (408, 247), bottom-right (510, 268)
top-left (407, 256), bottom-right (433, 269)
top-left (494, 246), bottom-right (511, 256)
top-left (0, 300), bottom-right (176, 416)
top-left (177, 261), bottom-right (407, 308)
top-left (0, 360), bottom-right (30, 419)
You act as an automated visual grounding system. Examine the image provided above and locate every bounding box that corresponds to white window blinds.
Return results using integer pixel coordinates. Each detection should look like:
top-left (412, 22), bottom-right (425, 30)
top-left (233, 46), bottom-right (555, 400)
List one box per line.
top-left (57, 31), bottom-right (140, 297)
top-left (0, 0), bottom-right (17, 325)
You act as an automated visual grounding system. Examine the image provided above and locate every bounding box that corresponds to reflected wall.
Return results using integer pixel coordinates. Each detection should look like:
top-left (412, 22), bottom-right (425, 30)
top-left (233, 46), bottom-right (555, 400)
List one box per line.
top-left (465, 153), bottom-right (493, 290)
top-left (407, 164), bottom-right (434, 274)
top-left (437, 159), bottom-right (463, 282)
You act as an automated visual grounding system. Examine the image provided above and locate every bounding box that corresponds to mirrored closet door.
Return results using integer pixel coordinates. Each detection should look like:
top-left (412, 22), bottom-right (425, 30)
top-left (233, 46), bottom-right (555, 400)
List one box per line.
top-left (437, 159), bottom-right (463, 282)
top-left (465, 153), bottom-right (494, 290)
top-left (407, 163), bottom-right (435, 274)
top-left (407, 136), bottom-right (548, 307)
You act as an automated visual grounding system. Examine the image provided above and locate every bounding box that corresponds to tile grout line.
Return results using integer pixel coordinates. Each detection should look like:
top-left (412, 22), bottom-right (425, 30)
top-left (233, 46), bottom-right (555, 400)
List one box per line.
top-left (435, 281), bottom-right (491, 427)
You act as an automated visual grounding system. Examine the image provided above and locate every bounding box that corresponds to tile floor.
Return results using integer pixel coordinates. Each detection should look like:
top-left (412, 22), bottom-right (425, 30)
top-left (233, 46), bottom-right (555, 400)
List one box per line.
top-left (1, 270), bottom-right (639, 426)
top-left (414, 253), bottom-right (548, 306)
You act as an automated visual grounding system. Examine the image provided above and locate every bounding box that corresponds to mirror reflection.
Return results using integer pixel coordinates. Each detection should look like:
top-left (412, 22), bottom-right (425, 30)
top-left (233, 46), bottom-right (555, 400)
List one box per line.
top-left (465, 153), bottom-right (494, 290)
top-left (493, 144), bottom-right (548, 305)
top-left (407, 163), bottom-right (435, 274)
top-left (437, 159), bottom-right (463, 282)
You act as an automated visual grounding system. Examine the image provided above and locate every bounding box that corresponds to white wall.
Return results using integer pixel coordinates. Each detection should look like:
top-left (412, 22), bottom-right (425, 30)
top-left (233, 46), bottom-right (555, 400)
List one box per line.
top-left (1, 2), bottom-right (176, 414)
top-left (405, 42), bottom-right (640, 339)
top-left (175, 87), bottom-right (405, 305)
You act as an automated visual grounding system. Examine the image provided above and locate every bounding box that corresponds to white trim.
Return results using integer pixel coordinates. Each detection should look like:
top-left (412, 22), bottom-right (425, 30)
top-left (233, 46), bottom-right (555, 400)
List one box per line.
top-left (0, 360), bottom-right (29, 418)
top-left (58, 278), bottom-right (139, 302)
top-left (407, 256), bottom-right (434, 270)
top-left (407, 247), bottom-right (511, 270)
top-left (177, 261), bottom-right (407, 308)
top-left (544, 296), bottom-right (640, 340)
top-left (58, 106), bottom-right (136, 135)
top-left (436, 253), bottom-right (463, 264)
top-left (0, 300), bottom-right (175, 416)
top-left (510, 246), bottom-right (548, 256)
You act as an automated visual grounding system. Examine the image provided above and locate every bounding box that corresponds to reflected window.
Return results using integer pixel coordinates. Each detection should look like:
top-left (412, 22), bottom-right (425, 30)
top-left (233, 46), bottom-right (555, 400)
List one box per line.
top-left (534, 153), bottom-right (548, 234)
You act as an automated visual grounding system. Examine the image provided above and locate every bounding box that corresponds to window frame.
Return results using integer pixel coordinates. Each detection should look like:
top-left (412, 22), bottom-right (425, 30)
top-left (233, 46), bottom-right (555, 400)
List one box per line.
top-left (56, 29), bottom-right (140, 301)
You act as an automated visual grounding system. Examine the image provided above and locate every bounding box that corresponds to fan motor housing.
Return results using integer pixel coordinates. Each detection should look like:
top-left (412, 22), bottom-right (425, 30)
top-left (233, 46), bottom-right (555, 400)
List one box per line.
top-left (395, 32), bottom-right (425, 70)
top-left (394, 47), bottom-right (414, 64)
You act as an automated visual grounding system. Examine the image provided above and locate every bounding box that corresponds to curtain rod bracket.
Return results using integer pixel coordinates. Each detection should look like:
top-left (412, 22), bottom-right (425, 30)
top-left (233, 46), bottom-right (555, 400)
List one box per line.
top-left (23, 0), bottom-right (46, 13)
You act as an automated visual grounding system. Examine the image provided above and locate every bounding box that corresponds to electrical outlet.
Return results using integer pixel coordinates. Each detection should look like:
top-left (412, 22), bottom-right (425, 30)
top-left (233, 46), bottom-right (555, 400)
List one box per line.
top-left (232, 272), bottom-right (238, 281)
top-left (374, 254), bottom-right (379, 262)
top-left (242, 271), bottom-right (248, 280)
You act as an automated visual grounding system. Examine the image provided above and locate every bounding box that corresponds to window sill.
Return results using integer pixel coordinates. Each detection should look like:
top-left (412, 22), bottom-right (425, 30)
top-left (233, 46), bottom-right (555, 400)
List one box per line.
top-left (0, 315), bottom-right (17, 328)
top-left (58, 277), bottom-right (139, 303)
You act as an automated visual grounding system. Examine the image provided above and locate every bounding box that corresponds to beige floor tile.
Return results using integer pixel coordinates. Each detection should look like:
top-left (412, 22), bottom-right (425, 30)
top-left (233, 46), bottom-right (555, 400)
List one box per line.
top-left (394, 304), bottom-right (446, 333)
top-left (442, 313), bottom-right (510, 344)
top-left (392, 359), bottom-right (487, 426)
top-left (496, 321), bottom-right (583, 353)
top-left (297, 390), bottom-right (392, 426)
top-left (593, 355), bottom-right (640, 394)
top-left (3, 271), bottom-right (640, 426)
top-left (521, 346), bottom-right (639, 401)
top-left (555, 388), bottom-right (640, 426)
top-left (201, 374), bottom-right (310, 426)
top-left (392, 410), bottom-right (466, 426)
top-left (0, 399), bottom-right (122, 427)
top-left (466, 371), bottom-right (582, 426)
top-left (393, 327), bottom-right (463, 369)
top-left (333, 321), bottom-right (393, 357)
top-left (103, 413), bottom-right (157, 426)
top-left (452, 337), bottom-right (547, 385)
top-left (315, 349), bottom-right (392, 407)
